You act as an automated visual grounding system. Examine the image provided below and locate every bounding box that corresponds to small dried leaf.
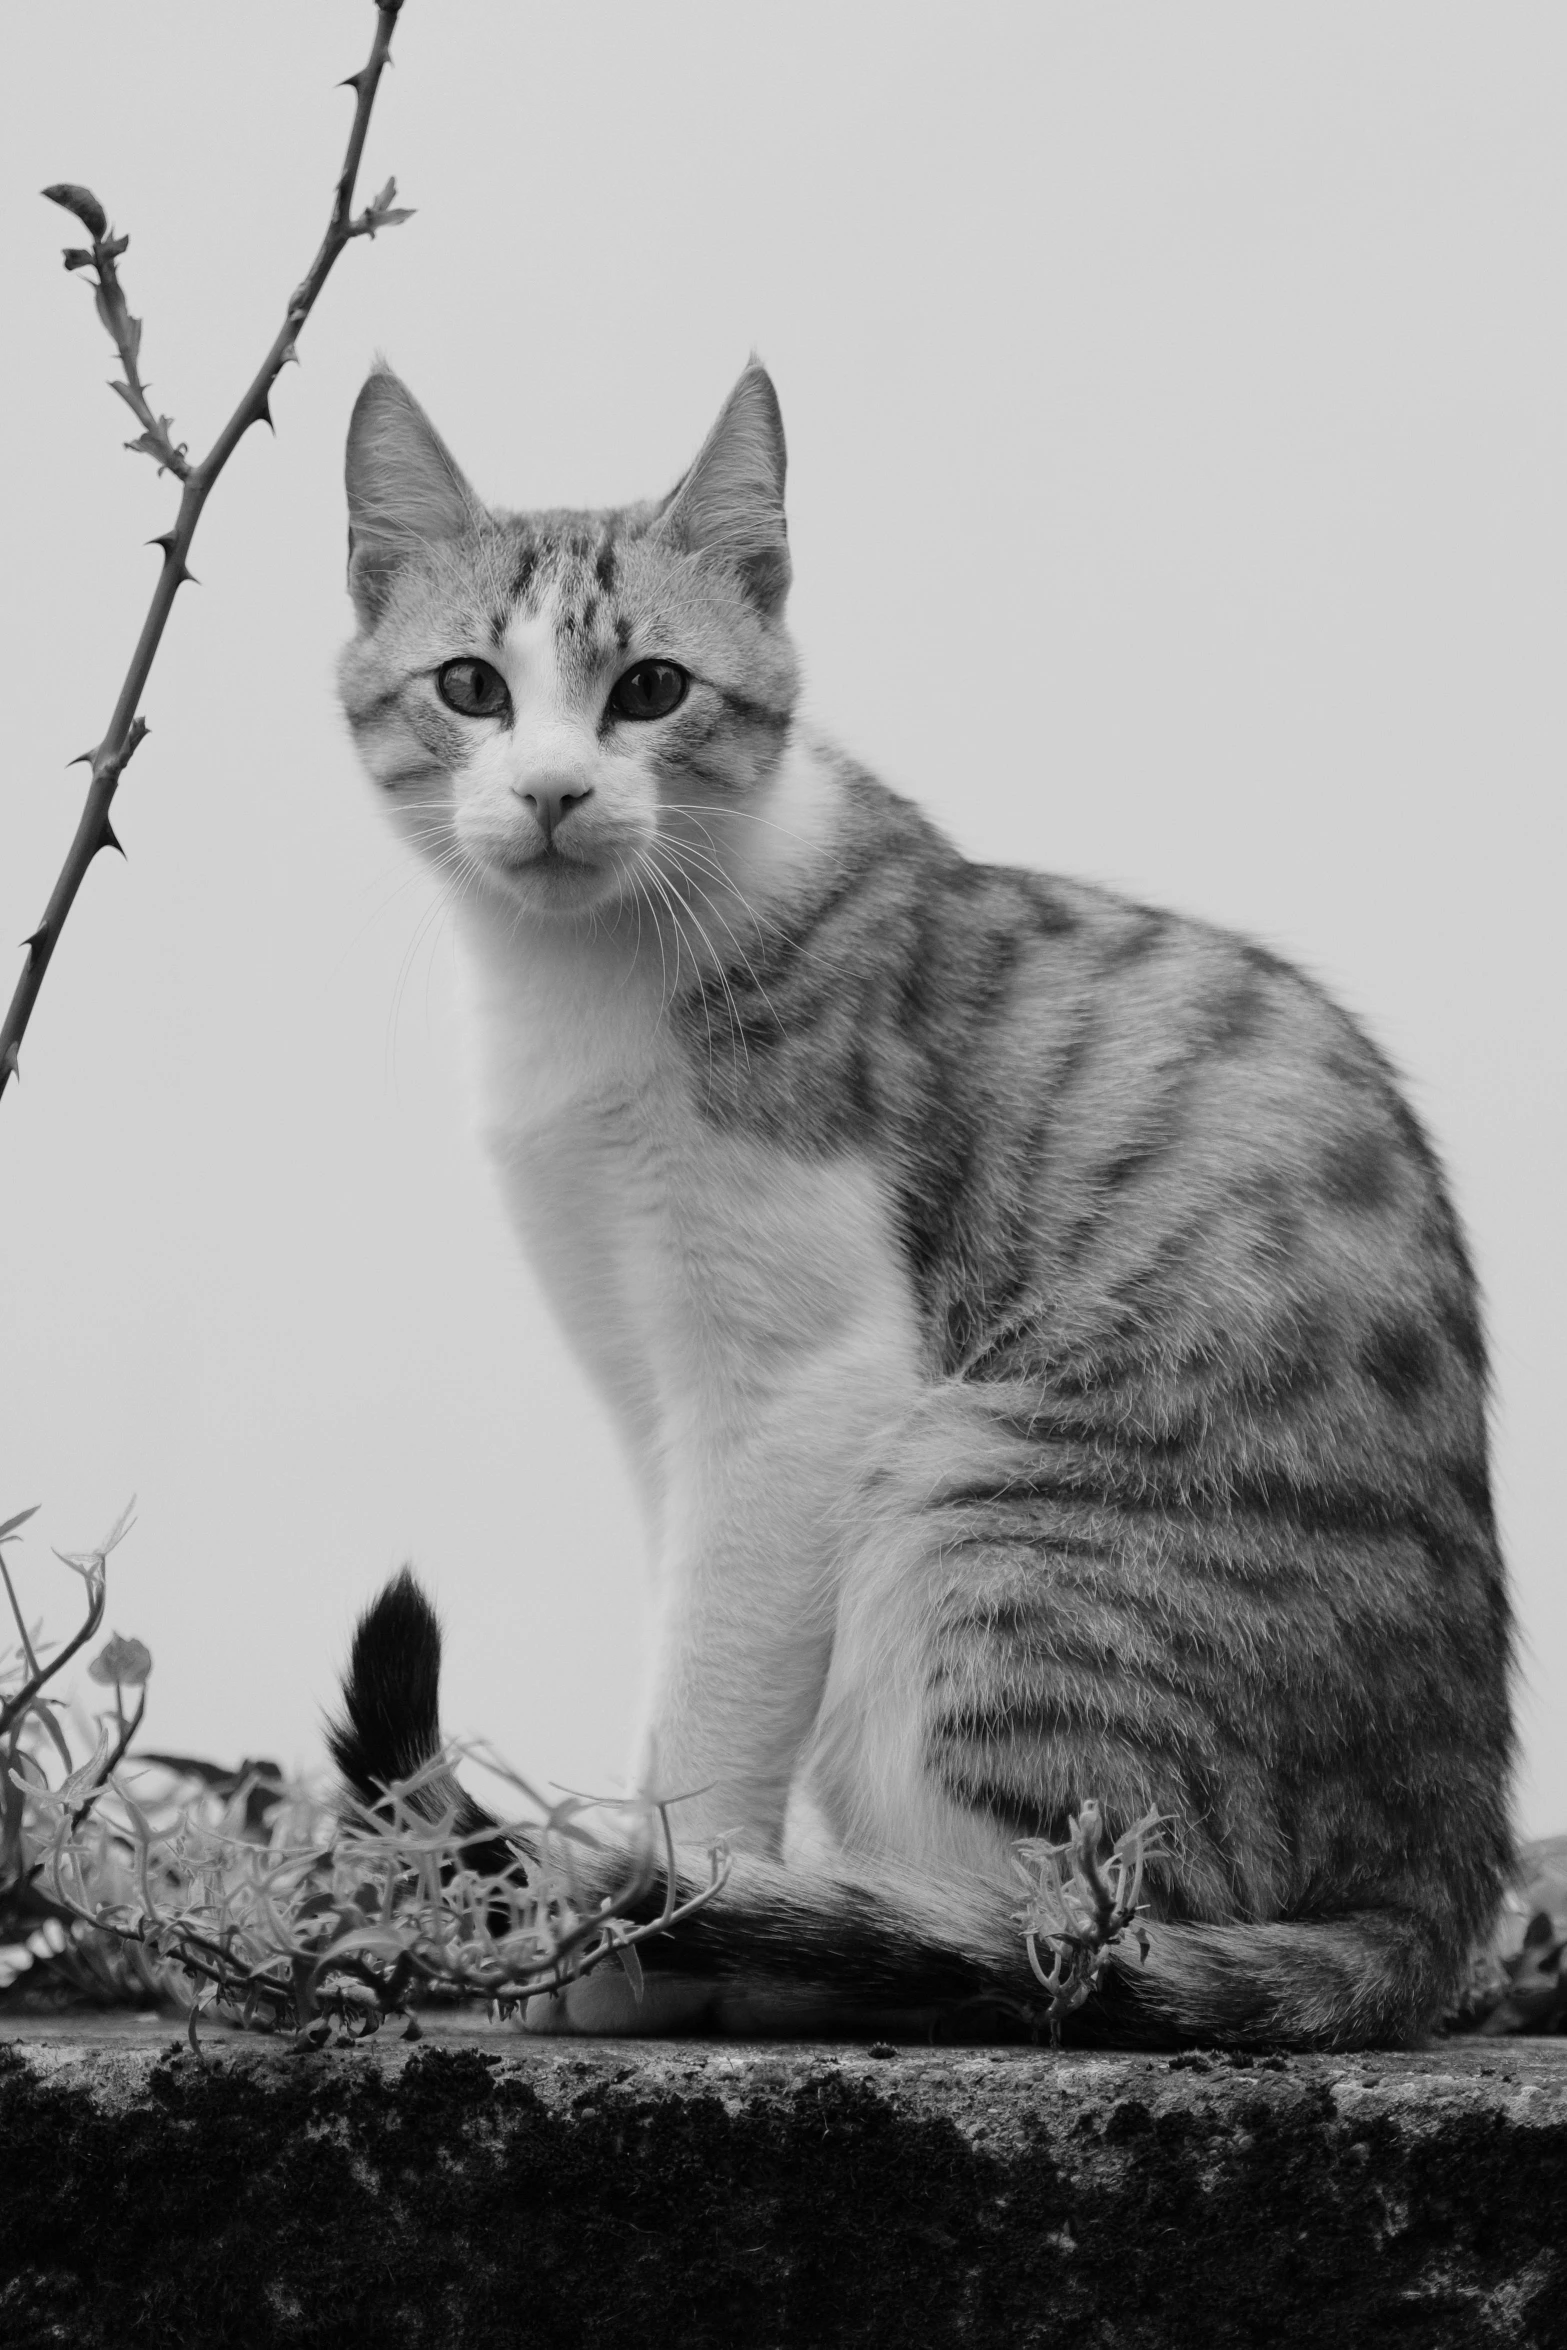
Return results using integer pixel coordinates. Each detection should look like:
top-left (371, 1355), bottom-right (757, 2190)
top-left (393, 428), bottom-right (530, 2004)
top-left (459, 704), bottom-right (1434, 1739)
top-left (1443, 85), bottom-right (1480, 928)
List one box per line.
top-left (123, 428), bottom-right (187, 475)
top-left (88, 1632), bottom-right (152, 1687)
top-left (357, 176), bottom-right (414, 237)
top-left (55, 1720), bottom-right (113, 1806)
top-left (62, 248), bottom-right (93, 272)
top-left (0, 1505), bottom-right (40, 1544)
top-left (98, 1497), bottom-right (138, 1556)
top-left (618, 1939), bottom-right (646, 2004)
top-left (41, 182), bottom-right (107, 238)
top-left (54, 1549), bottom-right (105, 1585)
top-left (22, 1697), bottom-right (75, 1776)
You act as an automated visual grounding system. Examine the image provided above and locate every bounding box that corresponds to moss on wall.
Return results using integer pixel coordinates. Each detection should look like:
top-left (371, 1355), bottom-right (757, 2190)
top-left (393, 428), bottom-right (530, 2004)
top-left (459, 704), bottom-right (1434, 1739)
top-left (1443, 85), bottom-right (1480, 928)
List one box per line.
top-left (2, 2028), bottom-right (1563, 2348)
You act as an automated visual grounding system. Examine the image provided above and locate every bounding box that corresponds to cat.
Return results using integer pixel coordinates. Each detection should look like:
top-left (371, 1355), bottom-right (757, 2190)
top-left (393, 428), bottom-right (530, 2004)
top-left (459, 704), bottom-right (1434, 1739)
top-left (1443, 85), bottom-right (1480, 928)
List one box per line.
top-left (331, 358), bottom-right (1513, 2048)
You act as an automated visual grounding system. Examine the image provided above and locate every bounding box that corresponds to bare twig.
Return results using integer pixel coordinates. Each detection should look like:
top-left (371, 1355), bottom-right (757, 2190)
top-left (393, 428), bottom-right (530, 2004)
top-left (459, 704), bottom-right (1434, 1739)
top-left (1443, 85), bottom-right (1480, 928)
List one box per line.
top-left (0, 1508), bottom-right (44, 1682)
top-left (68, 1684), bottom-right (147, 1832)
top-left (0, 0), bottom-right (411, 1110)
top-left (0, 1561), bottom-right (106, 1744)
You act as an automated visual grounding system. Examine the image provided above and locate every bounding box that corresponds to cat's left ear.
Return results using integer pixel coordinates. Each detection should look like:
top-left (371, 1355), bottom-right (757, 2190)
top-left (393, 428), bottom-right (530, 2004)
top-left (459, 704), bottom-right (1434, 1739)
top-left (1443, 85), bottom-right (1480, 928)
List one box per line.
top-left (654, 360), bottom-right (790, 614)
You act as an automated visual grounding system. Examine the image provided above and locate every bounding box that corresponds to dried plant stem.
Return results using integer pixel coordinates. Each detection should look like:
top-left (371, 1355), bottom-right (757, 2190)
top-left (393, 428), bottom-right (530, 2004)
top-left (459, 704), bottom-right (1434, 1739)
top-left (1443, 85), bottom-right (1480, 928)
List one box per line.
top-left (0, 1514), bottom-right (44, 1683)
top-left (0, 0), bottom-right (410, 1109)
top-left (34, 1771), bottom-right (732, 2046)
top-left (67, 1687), bottom-right (146, 1832)
top-left (0, 1573), bottom-right (104, 1745)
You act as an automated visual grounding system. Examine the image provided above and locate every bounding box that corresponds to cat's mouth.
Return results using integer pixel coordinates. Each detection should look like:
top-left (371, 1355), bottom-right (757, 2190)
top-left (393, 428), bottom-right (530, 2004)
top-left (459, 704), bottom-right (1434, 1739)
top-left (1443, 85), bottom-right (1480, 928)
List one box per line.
top-left (486, 838), bottom-right (619, 908)
top-left (503, 842), bottom-right (579, 870)
top-left (497, 840), bottom-right (598, 880)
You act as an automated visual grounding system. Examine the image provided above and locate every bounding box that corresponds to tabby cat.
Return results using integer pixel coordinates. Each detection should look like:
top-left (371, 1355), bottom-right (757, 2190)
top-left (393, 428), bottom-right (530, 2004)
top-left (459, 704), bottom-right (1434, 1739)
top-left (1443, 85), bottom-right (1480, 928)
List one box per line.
top-left (331, 360), bottom-right (1512, 2047)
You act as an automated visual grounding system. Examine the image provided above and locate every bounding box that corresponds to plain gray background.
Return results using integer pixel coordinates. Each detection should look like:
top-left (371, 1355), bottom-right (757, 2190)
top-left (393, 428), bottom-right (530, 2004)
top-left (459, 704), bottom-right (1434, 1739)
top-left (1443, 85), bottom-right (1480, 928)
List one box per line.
top-left (1, 3), bottom-right (1562, 1836)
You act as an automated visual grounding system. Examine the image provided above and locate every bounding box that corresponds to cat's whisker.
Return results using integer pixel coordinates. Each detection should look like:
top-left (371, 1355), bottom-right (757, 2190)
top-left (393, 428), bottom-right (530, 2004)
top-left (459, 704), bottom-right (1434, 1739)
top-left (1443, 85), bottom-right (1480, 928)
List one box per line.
top-left (385, 882), bottom-right (460, 1087)
top-left (637, 855), bottom-right (718, 1069)
top-left (650, 857), bottom-right (757, 1062)
top-left (654, 816), bottom-right (791, 963)
top-left (646, 852), bottom-right (750, 1080)
top-left (627, 852), bottom-right (677, 1027)
top-left (651, 843), bottom-right (785, 1050)
top-left (385, 842), bottom-right (484, 1057)
top-left (659, 798), bottom-right (811, 848)
top-left (617, 856), bottom-right (649, 993)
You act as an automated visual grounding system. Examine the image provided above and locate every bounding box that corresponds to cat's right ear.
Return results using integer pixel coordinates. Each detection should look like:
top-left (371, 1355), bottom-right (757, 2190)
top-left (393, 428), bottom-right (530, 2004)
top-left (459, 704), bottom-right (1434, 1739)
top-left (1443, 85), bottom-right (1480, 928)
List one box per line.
top-left (344, 367), bottom-right (478, 627)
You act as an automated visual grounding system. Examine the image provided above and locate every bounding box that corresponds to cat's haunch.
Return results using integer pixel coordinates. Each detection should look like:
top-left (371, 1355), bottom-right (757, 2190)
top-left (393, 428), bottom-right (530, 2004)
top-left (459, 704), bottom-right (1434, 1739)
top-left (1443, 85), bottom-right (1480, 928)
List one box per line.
top-left (333, 362), bottom-right (1511, 2048)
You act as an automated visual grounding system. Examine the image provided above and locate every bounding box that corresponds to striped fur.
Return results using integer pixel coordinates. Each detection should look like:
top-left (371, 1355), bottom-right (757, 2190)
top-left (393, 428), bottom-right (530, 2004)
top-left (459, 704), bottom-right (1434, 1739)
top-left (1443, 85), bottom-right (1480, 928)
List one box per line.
top-left (334, 362), bottom-right (1513, 2047)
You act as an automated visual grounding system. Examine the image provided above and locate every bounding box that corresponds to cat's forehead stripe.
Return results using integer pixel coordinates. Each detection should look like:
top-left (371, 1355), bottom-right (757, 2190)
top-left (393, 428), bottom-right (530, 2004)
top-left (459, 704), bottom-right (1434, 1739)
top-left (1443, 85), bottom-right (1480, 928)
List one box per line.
top-left (498, 521), bottom-right (625, 648)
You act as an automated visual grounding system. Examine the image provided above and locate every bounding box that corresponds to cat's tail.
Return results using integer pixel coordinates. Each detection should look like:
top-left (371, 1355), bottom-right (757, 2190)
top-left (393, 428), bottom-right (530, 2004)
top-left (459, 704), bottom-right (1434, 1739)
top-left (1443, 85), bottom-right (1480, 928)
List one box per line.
top-left (328, 1573), bottom-right (1456, 2051)
top-left (533, 1861), bottom-right (1456, 2051)
top-left (327, 1567), bottom-right (520, 1878)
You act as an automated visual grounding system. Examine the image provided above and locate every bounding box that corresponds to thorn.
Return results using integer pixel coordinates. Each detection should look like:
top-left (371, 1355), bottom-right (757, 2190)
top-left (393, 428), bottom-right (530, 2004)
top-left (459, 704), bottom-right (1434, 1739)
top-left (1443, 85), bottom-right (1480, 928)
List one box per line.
top-left (148, 537), bottom-right (197, 586)
top-left (99, 820), bottom-right (125, 859)
top-left (253, 392), bottom-right (275, 434)
top-left (21, 928), bottom-right (47, 954)
top-left (339, 68), bottom-right (367, 92)
top-left (3, 1044), bottom-right (19, 1083)
top-left (67, 750), bottom-right (96, 770)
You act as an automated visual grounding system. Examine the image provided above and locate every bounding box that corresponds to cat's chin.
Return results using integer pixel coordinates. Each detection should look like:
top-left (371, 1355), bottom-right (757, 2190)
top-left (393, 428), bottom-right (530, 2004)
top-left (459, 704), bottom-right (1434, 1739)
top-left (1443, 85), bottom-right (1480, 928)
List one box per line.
top-left (481, 848), bottom-right (624, 918)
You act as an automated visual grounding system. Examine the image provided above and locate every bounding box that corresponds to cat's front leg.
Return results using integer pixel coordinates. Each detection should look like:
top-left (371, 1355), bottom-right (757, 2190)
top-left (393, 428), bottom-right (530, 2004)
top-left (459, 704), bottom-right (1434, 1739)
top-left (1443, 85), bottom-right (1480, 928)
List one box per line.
top-left (625, 1331), bottom-right (925, 1856)
top-left (632, 1490), bottom-right (839, 1858)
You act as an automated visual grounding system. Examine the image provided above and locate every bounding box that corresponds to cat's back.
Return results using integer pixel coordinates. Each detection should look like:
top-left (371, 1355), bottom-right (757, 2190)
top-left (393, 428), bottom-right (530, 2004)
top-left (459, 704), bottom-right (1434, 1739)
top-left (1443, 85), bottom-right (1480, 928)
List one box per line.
top-left (700, 760), bottom-right (1487, 1452)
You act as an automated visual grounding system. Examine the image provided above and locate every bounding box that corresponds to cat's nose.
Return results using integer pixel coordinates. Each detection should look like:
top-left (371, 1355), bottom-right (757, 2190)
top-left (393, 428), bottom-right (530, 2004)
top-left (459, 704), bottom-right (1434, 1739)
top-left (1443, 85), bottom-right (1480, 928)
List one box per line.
top-left (516, 780), bottom-right (593, 842)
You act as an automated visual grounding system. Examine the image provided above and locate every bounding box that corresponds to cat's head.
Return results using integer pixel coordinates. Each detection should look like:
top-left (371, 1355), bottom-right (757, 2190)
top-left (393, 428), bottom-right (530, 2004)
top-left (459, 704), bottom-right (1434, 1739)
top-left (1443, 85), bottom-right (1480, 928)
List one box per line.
top-left (337, 362), bottom-right (800, 920)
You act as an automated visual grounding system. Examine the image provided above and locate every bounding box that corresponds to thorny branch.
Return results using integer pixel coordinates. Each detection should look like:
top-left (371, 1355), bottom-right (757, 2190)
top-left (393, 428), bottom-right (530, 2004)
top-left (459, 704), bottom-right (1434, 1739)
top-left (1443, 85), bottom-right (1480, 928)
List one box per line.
top-left (0, 0), bottom-right (412, 1111)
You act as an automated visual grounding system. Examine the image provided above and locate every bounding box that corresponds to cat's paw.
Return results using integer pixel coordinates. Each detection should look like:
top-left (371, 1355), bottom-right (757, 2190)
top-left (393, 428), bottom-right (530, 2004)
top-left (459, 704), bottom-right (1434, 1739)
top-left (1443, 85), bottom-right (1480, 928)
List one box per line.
top-left (521, 1970), bottom-right (718, 2035)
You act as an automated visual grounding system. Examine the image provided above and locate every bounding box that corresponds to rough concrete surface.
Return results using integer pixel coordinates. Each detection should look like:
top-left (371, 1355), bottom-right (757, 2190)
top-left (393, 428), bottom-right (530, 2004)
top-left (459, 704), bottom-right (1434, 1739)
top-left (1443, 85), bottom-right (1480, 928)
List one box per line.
top-left (1, 2019), bottom-right (1563, 2350)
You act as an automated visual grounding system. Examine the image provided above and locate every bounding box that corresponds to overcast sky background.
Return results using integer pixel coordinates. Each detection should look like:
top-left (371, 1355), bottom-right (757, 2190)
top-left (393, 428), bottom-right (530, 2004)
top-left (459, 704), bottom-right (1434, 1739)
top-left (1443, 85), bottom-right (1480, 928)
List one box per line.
top-left (1, 3), bottom-right (1562, 1836)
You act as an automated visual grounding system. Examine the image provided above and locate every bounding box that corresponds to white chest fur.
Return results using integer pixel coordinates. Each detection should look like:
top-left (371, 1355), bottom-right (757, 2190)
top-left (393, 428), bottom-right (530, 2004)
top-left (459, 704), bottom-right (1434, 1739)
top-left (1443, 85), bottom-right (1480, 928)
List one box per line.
top-left (453, 897), bottom-right (926, 1851)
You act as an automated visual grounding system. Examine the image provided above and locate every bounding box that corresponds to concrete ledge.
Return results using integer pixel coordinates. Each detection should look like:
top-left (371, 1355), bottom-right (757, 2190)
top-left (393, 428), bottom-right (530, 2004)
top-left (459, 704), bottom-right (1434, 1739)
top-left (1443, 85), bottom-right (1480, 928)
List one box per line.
top-left (2, 2020), bottom-right (1564, 2348)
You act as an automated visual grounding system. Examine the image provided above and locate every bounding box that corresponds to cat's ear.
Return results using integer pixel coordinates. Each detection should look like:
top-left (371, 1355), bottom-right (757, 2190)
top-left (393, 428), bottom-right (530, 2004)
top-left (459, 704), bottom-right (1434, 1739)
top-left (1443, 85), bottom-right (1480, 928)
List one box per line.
top-left (344, 365), bottom-right (479, 626)
top-left (654, 360), bottom-right (790, 614)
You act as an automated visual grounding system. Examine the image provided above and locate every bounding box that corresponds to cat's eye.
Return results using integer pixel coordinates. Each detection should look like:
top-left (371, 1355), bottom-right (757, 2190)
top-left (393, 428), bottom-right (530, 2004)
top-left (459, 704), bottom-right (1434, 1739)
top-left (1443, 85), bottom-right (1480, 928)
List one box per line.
top-left (607, 661), bottom-right (690, 722)
top-left (436, 657), bottom-right (511, 719)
